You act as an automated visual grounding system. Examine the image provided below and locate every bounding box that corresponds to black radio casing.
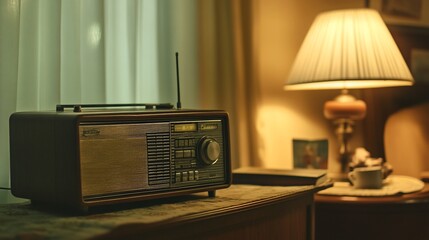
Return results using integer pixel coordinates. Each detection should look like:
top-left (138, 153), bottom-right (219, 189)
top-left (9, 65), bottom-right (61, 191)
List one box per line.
top-left (9, 109), bottom-right (231, 211)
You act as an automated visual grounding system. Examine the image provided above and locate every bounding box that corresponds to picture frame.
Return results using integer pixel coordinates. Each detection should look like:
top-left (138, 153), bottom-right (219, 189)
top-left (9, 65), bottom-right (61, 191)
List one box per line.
top-left (292, 139), bottom-right (328, 169)
top-left (370, 0), bottom-right (429, 28)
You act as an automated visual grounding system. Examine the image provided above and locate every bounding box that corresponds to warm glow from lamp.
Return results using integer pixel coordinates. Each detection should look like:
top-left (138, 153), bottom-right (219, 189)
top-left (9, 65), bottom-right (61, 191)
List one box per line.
top-left (285, 9), bottom-right (414, 180)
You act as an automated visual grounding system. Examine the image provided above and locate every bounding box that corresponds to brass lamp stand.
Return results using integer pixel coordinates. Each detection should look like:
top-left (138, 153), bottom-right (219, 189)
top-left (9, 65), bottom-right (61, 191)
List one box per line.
top-left (324, 90), bottom-right (366, 180)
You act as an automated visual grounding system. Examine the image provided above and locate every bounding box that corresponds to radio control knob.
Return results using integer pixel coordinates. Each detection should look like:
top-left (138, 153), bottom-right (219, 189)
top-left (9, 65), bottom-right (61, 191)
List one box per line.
top-left (198, 138), bottom-right (220, 165)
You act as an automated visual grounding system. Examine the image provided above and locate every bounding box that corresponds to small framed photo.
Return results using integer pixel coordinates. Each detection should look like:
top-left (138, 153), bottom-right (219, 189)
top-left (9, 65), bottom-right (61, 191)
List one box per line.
top-left (370, 0), bottom-right (429, 27)
top-left (292, 139), bottom-right (328, 169)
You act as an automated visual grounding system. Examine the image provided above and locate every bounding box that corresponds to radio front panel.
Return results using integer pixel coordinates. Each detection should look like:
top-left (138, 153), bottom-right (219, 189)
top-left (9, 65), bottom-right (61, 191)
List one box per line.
top-left (79, 119), bottom-right (227, 202)
top-left (10, 109), bottom-right (231, 211)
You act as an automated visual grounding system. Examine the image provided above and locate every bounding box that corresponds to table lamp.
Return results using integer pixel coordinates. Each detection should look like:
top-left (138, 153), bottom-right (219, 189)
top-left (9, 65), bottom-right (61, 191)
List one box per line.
top-left (285, 9), bottom-right (414, 180)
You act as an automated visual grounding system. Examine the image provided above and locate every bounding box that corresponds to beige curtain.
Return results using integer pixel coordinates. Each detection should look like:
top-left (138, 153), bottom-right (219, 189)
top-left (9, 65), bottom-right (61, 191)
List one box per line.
top-left (197, 0), bottom-right (261, 168)
top-left (0, 0), bottom-right (200, 200)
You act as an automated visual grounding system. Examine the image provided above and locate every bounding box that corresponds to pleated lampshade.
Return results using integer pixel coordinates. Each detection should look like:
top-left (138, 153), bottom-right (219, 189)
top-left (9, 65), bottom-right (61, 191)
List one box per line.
top-left (285, 9), bottom-right (414, 90)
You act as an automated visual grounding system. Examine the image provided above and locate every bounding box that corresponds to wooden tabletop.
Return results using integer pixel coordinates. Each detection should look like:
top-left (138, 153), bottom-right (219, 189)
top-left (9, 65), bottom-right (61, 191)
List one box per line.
top-left (0, 184), bottom-right (320, 239)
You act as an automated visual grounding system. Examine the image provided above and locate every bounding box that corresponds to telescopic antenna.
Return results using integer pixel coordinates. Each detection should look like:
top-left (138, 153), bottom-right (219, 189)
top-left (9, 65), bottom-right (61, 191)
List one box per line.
top-left (175, 52), bottom-right (182, 109)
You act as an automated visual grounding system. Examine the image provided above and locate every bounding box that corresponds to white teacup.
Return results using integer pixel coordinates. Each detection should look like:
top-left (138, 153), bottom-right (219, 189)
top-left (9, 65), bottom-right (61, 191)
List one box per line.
top-left (348, 166), bottom-right (383, 189)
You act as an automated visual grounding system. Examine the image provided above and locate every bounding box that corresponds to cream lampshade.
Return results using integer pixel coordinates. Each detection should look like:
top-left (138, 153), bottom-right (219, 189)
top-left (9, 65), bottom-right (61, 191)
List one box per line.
top-left (285, 9), bottom-right (414, 180)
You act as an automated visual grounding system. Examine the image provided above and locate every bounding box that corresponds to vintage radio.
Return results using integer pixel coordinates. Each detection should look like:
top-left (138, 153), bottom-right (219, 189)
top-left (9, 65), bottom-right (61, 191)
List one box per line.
top-left (9, 53), bottom-right (231, 211)
top-left (9, 105), bottom-right (231, 211)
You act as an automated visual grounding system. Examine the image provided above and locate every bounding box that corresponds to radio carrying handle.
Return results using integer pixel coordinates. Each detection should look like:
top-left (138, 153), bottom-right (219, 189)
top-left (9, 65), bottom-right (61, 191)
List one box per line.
top-left (56, 103), bottom-right (174, 112)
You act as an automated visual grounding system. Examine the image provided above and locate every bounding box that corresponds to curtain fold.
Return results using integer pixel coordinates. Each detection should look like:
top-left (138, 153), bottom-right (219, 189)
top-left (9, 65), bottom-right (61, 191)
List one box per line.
top-left (60, 0), bottom-right (83, 103)
top-left (198, 0), bottom-right (260, 168)
top-left (80, 0), bottom-right (106, 103)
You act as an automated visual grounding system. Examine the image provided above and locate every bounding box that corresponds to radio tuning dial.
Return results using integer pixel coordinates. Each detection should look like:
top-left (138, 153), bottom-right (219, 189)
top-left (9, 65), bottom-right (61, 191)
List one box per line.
top-left (198, 137), bottom-right (221, 165)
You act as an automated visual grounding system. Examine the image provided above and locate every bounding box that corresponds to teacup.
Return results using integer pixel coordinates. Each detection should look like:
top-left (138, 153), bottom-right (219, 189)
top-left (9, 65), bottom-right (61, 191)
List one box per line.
top-left (348, 166), bottom-right (383, 189)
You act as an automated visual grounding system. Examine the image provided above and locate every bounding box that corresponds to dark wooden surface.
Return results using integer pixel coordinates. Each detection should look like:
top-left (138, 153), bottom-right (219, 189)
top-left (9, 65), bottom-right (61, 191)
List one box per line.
top-left (94, 185), bottom-right (319, 240)
top-left (0, 185), bottom-right (321, 240)
top-left (94, 193), bottom-right (314, 240)
top-left (315, 184), bottom-right (429, 240)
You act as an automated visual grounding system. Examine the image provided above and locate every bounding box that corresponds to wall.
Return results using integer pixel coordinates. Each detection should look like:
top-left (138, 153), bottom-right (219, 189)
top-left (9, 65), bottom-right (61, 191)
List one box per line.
top-left (252, 0), bottom-right (365, 174)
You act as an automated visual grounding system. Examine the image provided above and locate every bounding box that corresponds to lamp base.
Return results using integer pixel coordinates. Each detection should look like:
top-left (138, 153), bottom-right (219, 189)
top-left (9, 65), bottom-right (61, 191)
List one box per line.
top-left (324, 90), bottom-right (367, 182)
top-left (326, 119), bottom-right (354, 182)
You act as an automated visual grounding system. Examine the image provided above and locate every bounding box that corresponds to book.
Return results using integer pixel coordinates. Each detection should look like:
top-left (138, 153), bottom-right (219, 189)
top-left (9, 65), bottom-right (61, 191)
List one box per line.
top-left (232, 167), bottom-right (328, 186)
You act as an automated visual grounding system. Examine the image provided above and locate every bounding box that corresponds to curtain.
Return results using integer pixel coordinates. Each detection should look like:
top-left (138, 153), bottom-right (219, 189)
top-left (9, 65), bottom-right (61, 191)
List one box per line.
top-left (0, 0), bottom-right (259, 197)
top-left (198, 0), bottom-right (260, 168)
top-left (0, 0), bottom-right (199, 193)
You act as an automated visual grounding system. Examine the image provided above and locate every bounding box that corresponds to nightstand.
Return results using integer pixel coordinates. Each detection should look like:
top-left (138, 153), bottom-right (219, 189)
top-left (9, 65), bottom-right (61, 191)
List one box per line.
top-left (315, 184), bottom-right (429, 240)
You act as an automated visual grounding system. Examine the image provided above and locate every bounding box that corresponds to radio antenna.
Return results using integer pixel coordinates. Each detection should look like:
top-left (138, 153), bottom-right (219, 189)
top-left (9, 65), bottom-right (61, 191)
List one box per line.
top-left (175, 52), bottom-right (182, 109)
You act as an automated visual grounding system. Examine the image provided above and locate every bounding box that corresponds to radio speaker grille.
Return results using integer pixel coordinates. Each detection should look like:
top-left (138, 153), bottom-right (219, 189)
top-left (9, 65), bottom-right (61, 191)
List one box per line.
top-left (147, 133), bottom-right (171, 186)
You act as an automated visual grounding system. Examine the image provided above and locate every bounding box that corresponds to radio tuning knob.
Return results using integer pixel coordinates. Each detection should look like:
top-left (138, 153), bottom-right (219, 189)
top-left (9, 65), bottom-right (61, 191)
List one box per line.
top-left (198, 137), bottom-right (221, 165)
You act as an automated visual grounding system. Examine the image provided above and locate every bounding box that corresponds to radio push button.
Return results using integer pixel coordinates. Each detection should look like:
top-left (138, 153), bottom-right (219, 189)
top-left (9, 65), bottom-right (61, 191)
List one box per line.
top-left (188, 171), bottom-right (195, 181)
top-left (182, 171), bottom-right (188, 181)
top-left (175, 138), bottom-right (196, 147)
top-left (175, 150), bottom-right (184, 158)
top-left (175, 172), bottom-right (181, 182)
top-left (183, 150), bottom-right (192, 158)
